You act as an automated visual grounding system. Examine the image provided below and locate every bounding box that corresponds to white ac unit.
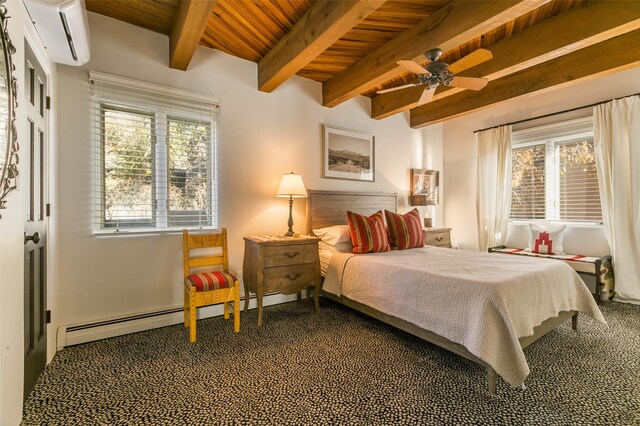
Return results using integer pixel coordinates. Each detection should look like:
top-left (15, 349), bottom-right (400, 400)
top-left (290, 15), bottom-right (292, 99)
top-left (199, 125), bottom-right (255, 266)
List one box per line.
top-left (23, 0), bottom-right (90, 66)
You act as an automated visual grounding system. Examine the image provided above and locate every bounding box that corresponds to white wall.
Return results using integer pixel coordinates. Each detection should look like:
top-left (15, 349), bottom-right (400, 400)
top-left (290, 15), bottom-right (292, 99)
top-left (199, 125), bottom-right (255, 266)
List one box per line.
top-left (0, 1), bottom-right (58, 424)
top-left (56, 13), bottom-right (437, 330)
top-left (441, 65), bottom-right (640, 254)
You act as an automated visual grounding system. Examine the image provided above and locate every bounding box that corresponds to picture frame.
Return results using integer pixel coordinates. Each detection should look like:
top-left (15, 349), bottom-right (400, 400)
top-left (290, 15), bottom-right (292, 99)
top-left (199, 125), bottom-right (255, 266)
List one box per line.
top-left (411, 169), bottom-right (439, 205)
top-left (322, 124), bottom-right (374, 182)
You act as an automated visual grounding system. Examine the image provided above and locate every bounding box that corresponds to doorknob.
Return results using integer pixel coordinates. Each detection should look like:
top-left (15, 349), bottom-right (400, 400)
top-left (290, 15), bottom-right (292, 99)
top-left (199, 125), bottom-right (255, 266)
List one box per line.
top-left (24, 232), bottom-right (41, 244)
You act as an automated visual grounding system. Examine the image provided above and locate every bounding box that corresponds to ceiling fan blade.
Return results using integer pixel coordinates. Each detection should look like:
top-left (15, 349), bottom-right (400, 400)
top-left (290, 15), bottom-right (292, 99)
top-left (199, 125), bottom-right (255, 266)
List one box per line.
top-left (377, 83), bottom-right (420, 94)
top-left (397, 60), bottom-right (429, 75)
top-left (448, 49), bottom-right (493, 74)
top-left (417, 87), bottom-right (436, 105)
top-left (449, 76), bottom-right (488, 91)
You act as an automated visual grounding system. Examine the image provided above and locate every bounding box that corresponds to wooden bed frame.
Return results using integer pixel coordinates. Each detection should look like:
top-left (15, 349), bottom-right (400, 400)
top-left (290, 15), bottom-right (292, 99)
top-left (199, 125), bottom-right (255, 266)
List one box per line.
top-left (307, 189), bottom-right (577, 394)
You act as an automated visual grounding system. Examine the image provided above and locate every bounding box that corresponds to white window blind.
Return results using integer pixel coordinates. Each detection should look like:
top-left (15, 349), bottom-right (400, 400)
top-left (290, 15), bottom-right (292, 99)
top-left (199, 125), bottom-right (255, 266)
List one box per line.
top-left (90, 72), bottom-right (220, 232)
top-left (510, 117), bottom-right (602, 223)
top-left (511, 143), bottom-right (545, 220)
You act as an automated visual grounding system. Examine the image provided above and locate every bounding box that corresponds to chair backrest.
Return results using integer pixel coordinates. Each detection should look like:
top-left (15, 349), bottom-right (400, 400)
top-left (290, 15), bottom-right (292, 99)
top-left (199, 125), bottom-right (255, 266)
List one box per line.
top-left (182, 228), bottom-right (229, 279)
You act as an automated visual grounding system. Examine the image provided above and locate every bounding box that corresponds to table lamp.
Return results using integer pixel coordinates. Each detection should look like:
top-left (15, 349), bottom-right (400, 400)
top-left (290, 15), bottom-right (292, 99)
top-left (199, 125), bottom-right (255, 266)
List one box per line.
top-left (276, 172), bottom-right (307, 237)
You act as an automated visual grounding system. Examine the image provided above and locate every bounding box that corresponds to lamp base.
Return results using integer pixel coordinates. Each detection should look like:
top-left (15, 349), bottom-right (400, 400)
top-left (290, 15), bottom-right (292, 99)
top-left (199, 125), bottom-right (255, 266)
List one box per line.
top-left (284, 196), bottom-right (295, 237)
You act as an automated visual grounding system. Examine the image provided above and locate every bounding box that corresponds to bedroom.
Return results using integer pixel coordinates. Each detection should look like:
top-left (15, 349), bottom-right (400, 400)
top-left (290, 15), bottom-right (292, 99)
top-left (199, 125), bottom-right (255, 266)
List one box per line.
top-left (0, 0), bottom-right (639, 424)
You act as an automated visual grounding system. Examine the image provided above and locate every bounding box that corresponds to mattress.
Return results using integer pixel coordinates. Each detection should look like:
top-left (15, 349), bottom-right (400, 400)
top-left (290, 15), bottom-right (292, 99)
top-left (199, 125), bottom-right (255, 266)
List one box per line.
top-left (319, 249), bottom-right (333, 277)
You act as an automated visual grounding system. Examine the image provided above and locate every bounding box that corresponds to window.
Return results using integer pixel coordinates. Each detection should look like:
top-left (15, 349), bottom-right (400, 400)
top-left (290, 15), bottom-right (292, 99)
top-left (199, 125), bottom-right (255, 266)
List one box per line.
top-left (91, 72), bottom-right (219, 232)
top-left (510, 117), bottom-right (602, 223)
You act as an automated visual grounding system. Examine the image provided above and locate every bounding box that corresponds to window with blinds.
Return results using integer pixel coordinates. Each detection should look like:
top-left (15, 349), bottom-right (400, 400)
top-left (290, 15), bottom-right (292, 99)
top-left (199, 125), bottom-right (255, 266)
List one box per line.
top-left (510, 117), bottom-right (602, 223)
top-left (91, 72), bottom-right (219, 232)
top-left (511, 144), bottom-right (545, 220)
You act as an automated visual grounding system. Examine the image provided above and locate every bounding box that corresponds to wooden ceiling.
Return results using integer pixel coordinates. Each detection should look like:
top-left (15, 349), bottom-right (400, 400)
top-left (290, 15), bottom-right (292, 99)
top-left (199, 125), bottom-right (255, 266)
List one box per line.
top-left (86, 0), bottom-right (640, 127)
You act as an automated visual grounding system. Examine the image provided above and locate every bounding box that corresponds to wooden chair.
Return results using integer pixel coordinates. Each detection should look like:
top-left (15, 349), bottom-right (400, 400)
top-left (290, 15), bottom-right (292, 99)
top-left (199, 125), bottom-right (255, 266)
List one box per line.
top-left (183, 228), bottom-right (240, 343)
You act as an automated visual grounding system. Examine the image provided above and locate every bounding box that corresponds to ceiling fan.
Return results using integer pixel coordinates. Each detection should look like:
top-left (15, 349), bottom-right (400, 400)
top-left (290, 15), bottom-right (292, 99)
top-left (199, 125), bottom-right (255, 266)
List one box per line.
top-left (377, 48), bottom-right (493, 105)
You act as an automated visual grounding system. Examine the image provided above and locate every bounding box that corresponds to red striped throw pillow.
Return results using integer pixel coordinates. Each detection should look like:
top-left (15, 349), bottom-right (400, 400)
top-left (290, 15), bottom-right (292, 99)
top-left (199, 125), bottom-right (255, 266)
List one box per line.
top-left (385, 208), bottom-right (424, 250)
top-left (346, 210), bottom-right (390, 254)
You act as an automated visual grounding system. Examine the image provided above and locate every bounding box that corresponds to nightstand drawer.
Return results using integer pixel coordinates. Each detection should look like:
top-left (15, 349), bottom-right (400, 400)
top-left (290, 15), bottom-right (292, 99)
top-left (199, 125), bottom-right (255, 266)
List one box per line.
top-left (263, 244), bottom-right (317, 267)
top-left (424, 230), bottom-right (451, 247)
top-left (263, 263), bottom-right (317, 294)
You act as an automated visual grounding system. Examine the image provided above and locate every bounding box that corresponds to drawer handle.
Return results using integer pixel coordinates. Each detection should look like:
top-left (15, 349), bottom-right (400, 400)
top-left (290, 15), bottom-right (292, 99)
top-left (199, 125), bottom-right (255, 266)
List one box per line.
top-left (435, 236), bottom-right (444, 242)
top-left (284, 251), bottom-right (301, 259)
top-left (285, 273), bottom-right (301, 281)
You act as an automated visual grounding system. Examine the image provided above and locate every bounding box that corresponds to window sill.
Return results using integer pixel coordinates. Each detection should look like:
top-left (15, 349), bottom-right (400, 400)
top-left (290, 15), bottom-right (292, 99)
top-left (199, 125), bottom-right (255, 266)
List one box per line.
top-left (508, 220), bottom-right (603, 228)
top-left (93, 227), bottom-right (217, 238)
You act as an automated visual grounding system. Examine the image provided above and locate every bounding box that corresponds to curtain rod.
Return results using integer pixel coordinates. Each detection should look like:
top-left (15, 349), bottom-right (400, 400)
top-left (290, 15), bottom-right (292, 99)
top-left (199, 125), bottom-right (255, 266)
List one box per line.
top-left (473, 92), bottom-right (640, 134)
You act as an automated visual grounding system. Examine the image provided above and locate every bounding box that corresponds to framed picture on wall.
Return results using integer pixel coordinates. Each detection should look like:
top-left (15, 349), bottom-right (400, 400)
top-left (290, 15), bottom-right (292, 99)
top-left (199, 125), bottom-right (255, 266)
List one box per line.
top-left (411, 169), bottom-right (439, 205)
top-left (322, 125), bottom-right (375, 182)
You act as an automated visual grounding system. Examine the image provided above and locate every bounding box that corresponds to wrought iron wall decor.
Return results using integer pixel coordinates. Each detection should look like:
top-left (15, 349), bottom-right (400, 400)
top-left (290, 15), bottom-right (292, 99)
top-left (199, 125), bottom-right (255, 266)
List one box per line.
top-left (0, 0), bottom-right (17, 218)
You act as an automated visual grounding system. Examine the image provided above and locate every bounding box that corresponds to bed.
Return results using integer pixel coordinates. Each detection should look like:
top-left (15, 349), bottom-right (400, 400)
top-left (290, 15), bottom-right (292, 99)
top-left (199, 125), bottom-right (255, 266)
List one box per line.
top-left (307, 190), bottom-right (605, 394)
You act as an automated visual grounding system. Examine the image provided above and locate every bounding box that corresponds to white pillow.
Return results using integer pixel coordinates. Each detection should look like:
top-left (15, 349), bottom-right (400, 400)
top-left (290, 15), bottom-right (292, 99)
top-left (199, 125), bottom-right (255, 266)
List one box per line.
top-left (318, 240), bottom-right (353, 253)
top-left (313, 225), bottom-right (351, 246)
top-left (527, 224), bottom-right (566, 255)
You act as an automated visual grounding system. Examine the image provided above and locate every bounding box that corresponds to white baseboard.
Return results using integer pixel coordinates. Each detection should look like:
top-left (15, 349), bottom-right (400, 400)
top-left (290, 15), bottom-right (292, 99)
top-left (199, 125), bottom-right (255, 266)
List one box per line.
top-left (57, 293), bottom-right (298, 348)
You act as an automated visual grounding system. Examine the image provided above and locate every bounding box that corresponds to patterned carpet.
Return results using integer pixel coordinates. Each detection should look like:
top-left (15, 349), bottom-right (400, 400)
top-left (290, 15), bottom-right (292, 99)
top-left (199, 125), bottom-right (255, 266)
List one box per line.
top-left (23, 299), bottom-right (640, 425)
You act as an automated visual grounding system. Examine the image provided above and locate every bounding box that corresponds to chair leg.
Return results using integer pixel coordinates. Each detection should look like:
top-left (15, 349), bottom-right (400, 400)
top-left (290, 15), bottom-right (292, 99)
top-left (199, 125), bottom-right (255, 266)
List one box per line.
top-left (234, 282), bottom-right (240, 333)
top-left (183, 286), bottom-right (189, 328)
top-left (224, 301), bottom-right (230, 320)
top-left (189, 288), bottom-right (197, 343)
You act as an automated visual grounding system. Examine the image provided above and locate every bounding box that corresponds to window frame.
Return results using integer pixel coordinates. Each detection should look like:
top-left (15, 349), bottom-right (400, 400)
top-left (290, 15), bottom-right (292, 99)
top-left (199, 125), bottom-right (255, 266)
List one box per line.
top-left (91, 74), bottom-right (219, 236)
top-left (510, 117), bottom-right (602, 226)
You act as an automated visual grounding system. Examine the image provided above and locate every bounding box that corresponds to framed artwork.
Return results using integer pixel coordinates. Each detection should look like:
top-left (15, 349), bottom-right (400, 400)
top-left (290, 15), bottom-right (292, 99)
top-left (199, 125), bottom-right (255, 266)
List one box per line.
top-left (322, 124), bottom-right (374, 182)
top-left (411, 169), bottom-right (439, 205)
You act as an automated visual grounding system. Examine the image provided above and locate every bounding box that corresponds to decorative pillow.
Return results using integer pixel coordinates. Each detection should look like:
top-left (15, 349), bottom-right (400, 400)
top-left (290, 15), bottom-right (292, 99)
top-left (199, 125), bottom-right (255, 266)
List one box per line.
top-left (527, 224), bottom-right (566, 254)
top-left (384, 208), bottom-right (424, 250)
top-left (346, 210), bottom-right (390, 254)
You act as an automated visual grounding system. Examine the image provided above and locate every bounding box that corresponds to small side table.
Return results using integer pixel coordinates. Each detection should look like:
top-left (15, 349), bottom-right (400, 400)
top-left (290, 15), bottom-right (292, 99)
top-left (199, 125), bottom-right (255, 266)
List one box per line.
top-left (423, 227), bottom-right (452, 248)
top-left (242, 236), bottom-right (321, 326)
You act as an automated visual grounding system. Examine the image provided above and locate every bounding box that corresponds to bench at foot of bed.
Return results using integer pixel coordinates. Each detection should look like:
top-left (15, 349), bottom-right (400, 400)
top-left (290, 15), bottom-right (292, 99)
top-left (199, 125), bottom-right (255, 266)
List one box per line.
top-left (488, 246), bottom-right (614, 303)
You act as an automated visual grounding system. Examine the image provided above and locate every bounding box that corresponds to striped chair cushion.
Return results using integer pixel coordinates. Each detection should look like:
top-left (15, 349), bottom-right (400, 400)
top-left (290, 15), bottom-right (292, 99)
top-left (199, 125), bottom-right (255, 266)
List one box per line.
top-left (185, 271), bottom-right (236, 292)
top-left (385, 208), bottom-right (424, 250)
top-left (346, 210), bottom-right (390, 254)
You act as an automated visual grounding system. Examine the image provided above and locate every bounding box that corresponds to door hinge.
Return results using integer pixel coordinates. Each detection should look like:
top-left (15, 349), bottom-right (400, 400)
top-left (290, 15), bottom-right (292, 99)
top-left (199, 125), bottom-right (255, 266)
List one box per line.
top-left (46, 203), bottom-right (51, 217)
top-left (46, 96), bottom-right (51, 110)
top-left (46, 310), bottom-right (51, 324)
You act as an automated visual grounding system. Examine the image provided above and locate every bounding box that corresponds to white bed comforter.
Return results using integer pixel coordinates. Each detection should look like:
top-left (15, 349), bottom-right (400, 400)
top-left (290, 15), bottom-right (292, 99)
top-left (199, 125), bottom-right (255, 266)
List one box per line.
top-left (323, 247), bottom-right (605, 387)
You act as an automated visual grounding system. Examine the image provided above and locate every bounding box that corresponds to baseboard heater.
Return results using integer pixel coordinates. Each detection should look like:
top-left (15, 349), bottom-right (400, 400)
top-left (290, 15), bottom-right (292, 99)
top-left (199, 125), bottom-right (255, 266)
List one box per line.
top-left (66, 307), bottom-right (184, 332)
top-left (57, 292), bottom-right (298, 349)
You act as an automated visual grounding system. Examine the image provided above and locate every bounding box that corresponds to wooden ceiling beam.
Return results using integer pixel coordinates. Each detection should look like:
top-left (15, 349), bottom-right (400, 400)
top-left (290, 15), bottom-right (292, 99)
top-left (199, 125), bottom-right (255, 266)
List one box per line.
top-left (169, 0), bottom-right (217, 71)
top-left (372, 0), bottom-right (640, 119)
top-left (258, 0), bottom-right (387, 93)
top-left (409, 29), bottom-right (640, 128)
top-left (321, 0), bottom-right (548, 108)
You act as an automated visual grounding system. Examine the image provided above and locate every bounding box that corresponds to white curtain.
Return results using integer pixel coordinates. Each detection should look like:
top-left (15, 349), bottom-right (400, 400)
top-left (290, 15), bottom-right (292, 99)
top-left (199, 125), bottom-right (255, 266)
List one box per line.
top-left (476, 125), bottom-right (512, 251)
top-left (594, 96), bottom-right (640, 304)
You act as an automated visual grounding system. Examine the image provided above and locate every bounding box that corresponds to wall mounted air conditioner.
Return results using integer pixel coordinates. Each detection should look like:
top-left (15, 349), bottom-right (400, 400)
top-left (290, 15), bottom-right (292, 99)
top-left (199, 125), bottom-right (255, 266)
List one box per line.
top-left (23, 0), bottom-right (90, 66)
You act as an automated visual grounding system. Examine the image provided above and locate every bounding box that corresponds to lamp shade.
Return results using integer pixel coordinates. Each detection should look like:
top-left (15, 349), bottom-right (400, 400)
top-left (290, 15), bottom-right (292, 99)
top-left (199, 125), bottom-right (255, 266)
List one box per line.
top-left (276, 172), bottom-right (307, 198)
top-left (410, 195), bottom-right (428, 206)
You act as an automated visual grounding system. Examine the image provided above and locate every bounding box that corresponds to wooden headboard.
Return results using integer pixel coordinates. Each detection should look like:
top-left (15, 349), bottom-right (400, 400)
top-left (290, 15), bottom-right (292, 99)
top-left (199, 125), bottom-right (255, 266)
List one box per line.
top-left (307, 190), bottom-right (398, 233)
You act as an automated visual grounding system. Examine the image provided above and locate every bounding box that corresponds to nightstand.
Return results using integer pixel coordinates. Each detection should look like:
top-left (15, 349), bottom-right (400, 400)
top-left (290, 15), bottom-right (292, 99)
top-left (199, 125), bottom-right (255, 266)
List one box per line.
top-left (242, 236), bottom-right (321, 326)
top-left (423, 227), bottom-right (452, 248)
